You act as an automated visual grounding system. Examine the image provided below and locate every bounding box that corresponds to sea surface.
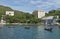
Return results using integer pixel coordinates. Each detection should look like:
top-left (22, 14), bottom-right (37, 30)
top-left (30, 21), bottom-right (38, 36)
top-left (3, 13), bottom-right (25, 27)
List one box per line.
top-left (0, 25), bottom-right (60, 39)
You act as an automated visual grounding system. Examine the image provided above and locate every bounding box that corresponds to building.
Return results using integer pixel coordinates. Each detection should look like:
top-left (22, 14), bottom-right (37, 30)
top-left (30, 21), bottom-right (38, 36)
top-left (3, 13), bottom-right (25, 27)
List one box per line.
top-left (6, 11), bottom-right (14, 16)
top-left (33, 10), bottom-right (45, 18)
top-left (42, 15), bottom-right (60, 25)
top-left (42, 16), bottom-right (54, 25)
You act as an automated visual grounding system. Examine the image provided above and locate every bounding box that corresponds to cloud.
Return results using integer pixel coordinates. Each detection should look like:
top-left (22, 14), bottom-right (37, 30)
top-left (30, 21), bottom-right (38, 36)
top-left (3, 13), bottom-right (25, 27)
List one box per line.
top-left (0, 0), bottom-right (60, 12)
top-left (30, 0), bottom-right (60, 12)
top-left (30, 0), bottom-right (60, 7)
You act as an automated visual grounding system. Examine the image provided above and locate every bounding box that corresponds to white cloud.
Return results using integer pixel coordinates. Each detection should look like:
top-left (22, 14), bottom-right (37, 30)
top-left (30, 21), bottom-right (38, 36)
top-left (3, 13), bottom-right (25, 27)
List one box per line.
top-left (29, 0), bottom-right (60, 12)
top-left (30, 0), bottom-right (60, 8)
top-left (0, 0), bottom-right (60, 12)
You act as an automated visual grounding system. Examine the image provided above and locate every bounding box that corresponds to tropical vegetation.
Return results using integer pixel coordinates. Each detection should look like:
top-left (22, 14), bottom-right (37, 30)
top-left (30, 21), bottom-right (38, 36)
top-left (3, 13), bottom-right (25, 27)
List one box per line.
top-left (0, 5), bottom-right (41, 23)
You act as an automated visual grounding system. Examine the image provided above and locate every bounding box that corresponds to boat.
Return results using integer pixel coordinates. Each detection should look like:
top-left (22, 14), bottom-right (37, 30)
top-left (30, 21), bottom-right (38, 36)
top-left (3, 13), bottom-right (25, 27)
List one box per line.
top-left (24, 26), bottom-right (30, 29)
top-left (44, 28), bottom-right (52, 31)
top-left (44, 20), bottom-right (53, 32)
top-left (0, 27), bottom-right (2, 29)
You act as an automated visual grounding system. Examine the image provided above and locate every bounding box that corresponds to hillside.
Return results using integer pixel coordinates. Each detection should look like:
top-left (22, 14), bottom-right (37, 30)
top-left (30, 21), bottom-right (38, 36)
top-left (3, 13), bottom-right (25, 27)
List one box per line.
top-left (45, 9), bottom-right (60, 18)
top-left (0, 5), bottom-right (40, 23)
top-left (0, 5), bottom-right (13, 15)
top-left (0, 5), bottom-right (28, 15)
top-left (0, 5), bottom-right (30, 20)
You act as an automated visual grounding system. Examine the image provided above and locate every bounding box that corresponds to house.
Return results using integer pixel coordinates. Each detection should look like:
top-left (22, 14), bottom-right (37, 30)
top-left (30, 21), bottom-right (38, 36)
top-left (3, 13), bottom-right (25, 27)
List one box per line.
top-left (33, 10), bottom-right (45, 18)
top-left (6, 11), bottom-right (14, 16)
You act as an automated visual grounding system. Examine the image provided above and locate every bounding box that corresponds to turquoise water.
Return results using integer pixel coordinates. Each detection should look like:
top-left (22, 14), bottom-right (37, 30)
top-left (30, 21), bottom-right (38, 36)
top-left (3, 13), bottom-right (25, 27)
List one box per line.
top-left (0, 25), bottom-right (60, 39)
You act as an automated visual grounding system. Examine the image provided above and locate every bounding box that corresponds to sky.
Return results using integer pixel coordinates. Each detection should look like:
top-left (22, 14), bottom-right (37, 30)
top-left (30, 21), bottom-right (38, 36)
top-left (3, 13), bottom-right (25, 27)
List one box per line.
top-left (0, 0), bottom-right (60, 13)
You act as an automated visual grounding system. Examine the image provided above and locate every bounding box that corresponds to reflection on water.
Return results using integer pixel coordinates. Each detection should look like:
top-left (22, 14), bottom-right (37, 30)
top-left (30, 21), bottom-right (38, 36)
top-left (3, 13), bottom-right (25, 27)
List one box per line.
top-left (0, 25), bottom-right (60, 39)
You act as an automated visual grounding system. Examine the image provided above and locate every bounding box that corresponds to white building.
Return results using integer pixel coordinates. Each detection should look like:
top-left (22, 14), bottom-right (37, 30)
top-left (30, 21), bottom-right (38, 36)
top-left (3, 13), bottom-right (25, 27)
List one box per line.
top-left (42, 16), bottom-right (54, 25)
top-left (33, 10), bottom-right (45, 18)
top-left (6, 11), bottom-right (14, 16)
top-left (42, 16), bottom-right (60, 25)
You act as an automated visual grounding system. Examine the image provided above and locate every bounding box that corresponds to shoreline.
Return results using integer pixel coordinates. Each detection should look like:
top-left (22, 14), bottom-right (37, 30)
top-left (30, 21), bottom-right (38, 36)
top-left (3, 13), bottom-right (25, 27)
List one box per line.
top-left (0, 23), bottom-right (41, 25)
top-left (0, 23), bottom-right (60, 26)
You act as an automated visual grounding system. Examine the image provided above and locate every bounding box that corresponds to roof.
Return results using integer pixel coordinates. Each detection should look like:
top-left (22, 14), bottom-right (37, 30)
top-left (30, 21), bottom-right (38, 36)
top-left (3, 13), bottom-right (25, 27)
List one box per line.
top-left (42, 16), bottom-right (54, 20)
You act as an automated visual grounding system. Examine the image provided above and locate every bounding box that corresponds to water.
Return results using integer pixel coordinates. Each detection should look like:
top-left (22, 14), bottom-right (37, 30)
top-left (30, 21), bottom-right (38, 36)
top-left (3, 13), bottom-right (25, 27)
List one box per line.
top-left (0, 25), bottom-right (60, 39)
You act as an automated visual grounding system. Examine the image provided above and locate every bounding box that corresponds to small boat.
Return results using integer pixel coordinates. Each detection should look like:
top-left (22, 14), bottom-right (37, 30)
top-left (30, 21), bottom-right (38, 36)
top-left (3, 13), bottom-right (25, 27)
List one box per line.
top-left (0, 27), bottom-right (2, 29)
top-left (44, 28), bottom-right (52, 31)
top-left (24, 26), bottom-right (30, 29)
